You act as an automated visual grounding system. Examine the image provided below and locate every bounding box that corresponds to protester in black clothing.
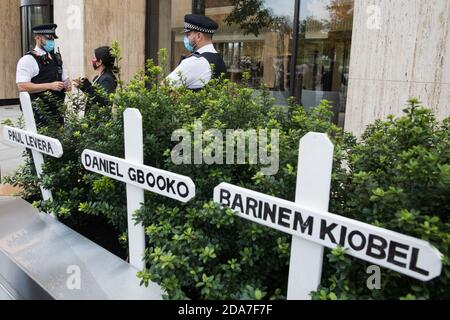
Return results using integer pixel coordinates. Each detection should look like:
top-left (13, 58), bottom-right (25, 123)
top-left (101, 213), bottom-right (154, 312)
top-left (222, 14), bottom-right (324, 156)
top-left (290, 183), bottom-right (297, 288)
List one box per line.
top-left (73, 46), bottom-right (118, 112)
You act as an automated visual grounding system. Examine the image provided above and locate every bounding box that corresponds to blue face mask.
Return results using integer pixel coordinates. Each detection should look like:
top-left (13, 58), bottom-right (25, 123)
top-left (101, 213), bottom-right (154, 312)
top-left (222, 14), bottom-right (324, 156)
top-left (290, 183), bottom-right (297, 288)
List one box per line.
top-left (43, 39), bottom-right (55, 53)
top-left (183, 35), bottom-right (195, 53)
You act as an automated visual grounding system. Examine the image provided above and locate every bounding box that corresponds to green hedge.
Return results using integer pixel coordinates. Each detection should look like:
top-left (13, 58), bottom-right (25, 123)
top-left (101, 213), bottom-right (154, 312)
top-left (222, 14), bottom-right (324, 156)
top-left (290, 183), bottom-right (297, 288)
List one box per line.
top-left (3, 53), bottom-right (449, 300)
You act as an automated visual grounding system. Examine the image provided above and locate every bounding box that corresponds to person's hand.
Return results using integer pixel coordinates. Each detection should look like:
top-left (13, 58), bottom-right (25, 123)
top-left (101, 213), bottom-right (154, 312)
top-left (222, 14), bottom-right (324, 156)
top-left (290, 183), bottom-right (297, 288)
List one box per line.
top-left (64, 79), bottom-right (72, 92)
top-left (72, 78), bottom-right (81, 88)
top-left (48, 81), bottom-right (65, 92)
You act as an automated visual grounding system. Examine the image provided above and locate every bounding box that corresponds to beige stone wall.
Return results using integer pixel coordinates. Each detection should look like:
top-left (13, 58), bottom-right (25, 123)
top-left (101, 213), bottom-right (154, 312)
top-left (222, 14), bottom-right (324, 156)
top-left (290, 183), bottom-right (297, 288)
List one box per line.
top-left (84, 0), bottom-right (146, 84)
top-left (345, 0), bottom-right (450, 136)
top-left (54, 0), bottom-right (85, 80)
top-left (0, 0), bottom-right (21, 100)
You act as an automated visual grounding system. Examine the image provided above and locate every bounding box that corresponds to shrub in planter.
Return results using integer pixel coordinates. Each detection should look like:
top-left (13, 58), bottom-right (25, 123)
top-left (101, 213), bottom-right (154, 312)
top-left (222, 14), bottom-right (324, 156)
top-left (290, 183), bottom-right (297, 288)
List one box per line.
top-left (313, 99), bottom-right (449, 300)
top-left (3, 50), bottom-right (448, 299)
top-left (109, 62), bottom-right (352, 299)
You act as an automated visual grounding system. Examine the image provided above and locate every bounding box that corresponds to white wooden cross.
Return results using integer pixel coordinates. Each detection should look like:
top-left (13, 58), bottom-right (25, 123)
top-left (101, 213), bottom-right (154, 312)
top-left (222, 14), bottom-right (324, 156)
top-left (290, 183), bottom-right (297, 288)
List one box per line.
top-left (2, 92), bottom-right (64, 204)
top-left (81, 108), bottom-right (196, 270)
top-left (214, 133), bottom-right (443, 300)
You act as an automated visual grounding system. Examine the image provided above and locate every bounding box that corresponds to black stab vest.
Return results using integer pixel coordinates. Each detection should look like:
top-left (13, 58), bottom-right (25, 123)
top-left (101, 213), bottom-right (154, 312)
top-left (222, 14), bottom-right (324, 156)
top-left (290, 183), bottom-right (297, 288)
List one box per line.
top-left (26, 51), bottom-right (65, 126)
top-left (193, 52), bottom-right (227, 79)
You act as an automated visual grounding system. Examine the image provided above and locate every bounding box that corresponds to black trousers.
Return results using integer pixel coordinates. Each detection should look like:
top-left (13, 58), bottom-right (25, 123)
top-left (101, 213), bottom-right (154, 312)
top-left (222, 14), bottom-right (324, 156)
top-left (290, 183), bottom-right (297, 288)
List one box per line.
top-left (20, 97), bottom-right (65, 127)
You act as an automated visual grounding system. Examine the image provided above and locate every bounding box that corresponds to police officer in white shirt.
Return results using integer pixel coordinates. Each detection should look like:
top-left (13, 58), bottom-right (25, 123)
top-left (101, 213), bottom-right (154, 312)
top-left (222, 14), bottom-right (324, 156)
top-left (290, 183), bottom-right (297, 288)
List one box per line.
top-left (167, 14), bottom-right (227, 91)
top-left (16, 24), bottom-right (70, 126)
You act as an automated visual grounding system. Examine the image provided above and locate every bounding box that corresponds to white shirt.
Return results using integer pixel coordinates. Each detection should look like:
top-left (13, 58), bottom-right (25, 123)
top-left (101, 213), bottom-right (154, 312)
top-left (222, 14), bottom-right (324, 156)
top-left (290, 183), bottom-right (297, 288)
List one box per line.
top-left (16, 46), bottom-right (68, 84)
top-left (167, 44), bottom-right (217, 89)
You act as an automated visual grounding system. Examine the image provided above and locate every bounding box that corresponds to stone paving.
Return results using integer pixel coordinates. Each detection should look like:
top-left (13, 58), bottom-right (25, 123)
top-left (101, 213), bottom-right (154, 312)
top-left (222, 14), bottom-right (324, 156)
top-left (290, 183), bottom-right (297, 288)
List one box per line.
top-left (0, 105), bottom-right (25, 195)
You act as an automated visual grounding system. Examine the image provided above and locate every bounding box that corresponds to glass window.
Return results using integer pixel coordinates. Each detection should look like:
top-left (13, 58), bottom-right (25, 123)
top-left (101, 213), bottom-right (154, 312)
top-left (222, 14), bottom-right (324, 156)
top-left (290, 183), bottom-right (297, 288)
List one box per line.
top-left (170, 0), bottom-right (296, 106)
top-left (164, 0), bottom-right (353, 126)
top-left (295, 0), bottom-right (354, 127)
top-left (21, 3), bottom-right (53, 54)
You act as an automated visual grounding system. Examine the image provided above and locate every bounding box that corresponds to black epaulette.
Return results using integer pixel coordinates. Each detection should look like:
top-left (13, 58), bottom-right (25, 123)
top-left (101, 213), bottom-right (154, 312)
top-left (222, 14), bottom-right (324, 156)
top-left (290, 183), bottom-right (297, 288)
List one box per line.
top-left (26, 50), bottom-right (39, 58)
top-left (179, 54), bottom-right (192, 64)
top-left (179, 53), bottom-right (202, 64)
top-left (26, 50), bottom-right (51, 65)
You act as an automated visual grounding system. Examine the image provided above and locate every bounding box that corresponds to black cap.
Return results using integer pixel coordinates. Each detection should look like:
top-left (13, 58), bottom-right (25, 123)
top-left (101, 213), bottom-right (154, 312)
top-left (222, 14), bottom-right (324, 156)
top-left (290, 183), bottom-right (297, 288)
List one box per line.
top-left (184, 14), bottom-right (219, 34)
top-left (32, 23), bottom-right (59, 39)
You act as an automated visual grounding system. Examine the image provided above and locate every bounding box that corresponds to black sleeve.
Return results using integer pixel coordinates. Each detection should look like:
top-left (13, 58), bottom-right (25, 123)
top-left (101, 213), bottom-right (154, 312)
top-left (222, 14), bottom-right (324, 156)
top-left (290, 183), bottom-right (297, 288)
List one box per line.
top-left (98, 75), bottom-right (117, 95)
top-left (79, 78), bottom-right (95, 96)
top-left (79, 77), bottom-right (111, 110)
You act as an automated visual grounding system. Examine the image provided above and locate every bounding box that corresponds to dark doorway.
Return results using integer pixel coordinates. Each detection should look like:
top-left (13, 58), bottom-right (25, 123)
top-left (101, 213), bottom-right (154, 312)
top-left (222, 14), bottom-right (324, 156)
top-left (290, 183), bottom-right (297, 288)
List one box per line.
top-left (20, 0), bottom-right (54, 55)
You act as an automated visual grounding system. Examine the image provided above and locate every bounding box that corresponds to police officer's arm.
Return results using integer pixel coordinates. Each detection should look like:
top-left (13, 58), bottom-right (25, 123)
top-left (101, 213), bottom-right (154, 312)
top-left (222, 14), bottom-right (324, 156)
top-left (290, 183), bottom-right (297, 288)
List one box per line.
top-left (166, 57), bottom-right (211, 88)
top-left (16, 56), bottom-right (65, 94)
top-left (17, 82), bottom-right (65, 94)
top-left (166, 65), bottom-right (187, 87)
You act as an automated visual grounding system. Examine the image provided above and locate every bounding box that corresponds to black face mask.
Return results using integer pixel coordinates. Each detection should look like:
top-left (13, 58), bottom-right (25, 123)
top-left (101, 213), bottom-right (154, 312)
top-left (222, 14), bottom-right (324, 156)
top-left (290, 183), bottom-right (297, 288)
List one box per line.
top-left (92, 58), bottom-right (101, 70)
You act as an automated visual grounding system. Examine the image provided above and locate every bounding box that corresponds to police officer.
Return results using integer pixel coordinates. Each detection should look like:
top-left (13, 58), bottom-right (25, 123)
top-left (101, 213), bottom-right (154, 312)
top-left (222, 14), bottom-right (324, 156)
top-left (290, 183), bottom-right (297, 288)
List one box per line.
top-left (16, 24), bottom-right (70, 126)
top-left (167, 14), bottom-right (227, 91)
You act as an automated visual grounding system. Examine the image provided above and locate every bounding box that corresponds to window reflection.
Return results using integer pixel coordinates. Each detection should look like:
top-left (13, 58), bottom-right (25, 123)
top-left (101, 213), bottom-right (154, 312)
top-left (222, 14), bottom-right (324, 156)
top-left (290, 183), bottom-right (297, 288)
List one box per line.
top-left (21, 3), bottom-right (53, 54)
top-left (167, 0), bottom-right (353, 126)
top-left (171, 0), bottom-right (296, 106)
top-left (296, 0), bottom-right (353, 127)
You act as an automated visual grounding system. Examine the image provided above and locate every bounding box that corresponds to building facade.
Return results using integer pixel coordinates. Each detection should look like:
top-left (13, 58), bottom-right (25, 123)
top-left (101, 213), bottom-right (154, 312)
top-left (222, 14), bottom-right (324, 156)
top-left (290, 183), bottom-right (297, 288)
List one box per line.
top-left (0, 0), bottom-right (449, 135)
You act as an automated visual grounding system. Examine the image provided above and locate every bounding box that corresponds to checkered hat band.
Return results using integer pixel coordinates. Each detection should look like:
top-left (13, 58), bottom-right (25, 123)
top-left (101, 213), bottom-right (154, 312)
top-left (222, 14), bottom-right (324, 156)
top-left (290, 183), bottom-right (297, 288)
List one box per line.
top-left (184, 22), bottom-right (216, 34)
top-left (33, 30), bottom-right (55, 34)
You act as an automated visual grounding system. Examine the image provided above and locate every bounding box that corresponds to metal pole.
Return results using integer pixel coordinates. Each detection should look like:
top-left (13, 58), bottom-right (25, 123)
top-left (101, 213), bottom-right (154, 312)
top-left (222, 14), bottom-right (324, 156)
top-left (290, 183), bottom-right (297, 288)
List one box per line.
top-left (192, 0), bottom-right (205, 15)
top-left (47, 0), bottom-right (53, 22)
top-left (145, 0), bottom-right (160, 64)
top-left (289, 0), bottom-right (301, 100)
